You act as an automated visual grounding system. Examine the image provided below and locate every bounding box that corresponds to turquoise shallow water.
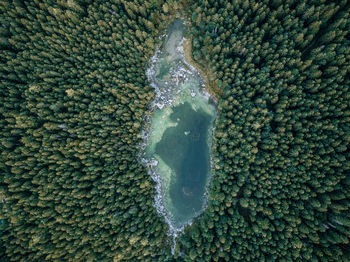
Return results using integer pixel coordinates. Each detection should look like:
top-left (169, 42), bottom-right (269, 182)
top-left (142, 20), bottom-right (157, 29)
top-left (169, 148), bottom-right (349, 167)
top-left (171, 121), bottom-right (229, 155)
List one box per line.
top-left (143, 19), bottom-right (216, 231)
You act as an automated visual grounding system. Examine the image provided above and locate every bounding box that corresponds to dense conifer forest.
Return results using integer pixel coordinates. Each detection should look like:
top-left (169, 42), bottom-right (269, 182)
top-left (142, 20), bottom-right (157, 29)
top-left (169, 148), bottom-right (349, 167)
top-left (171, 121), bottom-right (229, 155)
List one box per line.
top-left (0, 0), bottom-right (349, 261)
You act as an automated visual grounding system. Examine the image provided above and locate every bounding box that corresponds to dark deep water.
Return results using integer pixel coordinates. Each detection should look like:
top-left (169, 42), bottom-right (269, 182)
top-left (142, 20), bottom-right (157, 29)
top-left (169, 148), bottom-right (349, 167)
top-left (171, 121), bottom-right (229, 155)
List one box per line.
top-left (155, 102), bottom-right (212, 226)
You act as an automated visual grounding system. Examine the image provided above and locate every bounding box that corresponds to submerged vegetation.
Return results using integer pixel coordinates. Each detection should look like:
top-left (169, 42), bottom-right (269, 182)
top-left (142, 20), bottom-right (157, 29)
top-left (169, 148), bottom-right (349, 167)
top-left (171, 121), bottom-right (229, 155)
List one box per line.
top-left (1, 0), bottom-right (349, 261)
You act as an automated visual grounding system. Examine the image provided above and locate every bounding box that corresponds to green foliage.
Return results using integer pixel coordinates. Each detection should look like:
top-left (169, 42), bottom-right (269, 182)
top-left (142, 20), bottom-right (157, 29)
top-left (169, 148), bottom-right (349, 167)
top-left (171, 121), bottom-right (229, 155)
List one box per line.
top-left (178, 0), bottom-right (350, 261)
top-left (0, 0), bottom-right (173, 261)
top-left (1, 0), bottom-right (349, 261)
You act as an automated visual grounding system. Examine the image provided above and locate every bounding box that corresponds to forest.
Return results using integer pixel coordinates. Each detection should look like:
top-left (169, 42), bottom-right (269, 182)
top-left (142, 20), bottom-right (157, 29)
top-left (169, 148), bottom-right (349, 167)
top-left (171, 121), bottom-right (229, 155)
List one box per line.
top-left (0, 0), bottom-right (349, 261)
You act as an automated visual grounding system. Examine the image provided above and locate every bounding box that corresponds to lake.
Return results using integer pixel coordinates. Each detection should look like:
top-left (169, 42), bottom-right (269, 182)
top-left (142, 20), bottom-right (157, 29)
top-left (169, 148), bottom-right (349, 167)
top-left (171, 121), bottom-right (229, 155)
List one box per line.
top-left (143, 19), bottom-right (216, 231)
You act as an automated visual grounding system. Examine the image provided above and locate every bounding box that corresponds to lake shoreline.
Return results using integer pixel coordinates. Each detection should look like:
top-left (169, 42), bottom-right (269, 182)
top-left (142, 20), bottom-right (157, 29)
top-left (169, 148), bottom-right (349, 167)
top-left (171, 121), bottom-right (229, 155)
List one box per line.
top-left (183, 36), bottom-right (221, 102)
top-left (139, 19), bottom-right (218, 254)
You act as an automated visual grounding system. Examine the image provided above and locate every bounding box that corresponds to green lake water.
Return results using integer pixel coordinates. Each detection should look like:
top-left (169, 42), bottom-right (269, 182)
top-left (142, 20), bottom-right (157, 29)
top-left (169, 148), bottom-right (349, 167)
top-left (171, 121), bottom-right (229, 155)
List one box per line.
top-left (143, 19), bottom-right (216, 231)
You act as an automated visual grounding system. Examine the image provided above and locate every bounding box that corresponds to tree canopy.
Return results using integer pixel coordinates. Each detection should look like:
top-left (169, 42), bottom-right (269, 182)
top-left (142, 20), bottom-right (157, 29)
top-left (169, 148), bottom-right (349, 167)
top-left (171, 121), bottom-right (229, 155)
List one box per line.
top-left (0, 0), bottom-right (349, 261)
